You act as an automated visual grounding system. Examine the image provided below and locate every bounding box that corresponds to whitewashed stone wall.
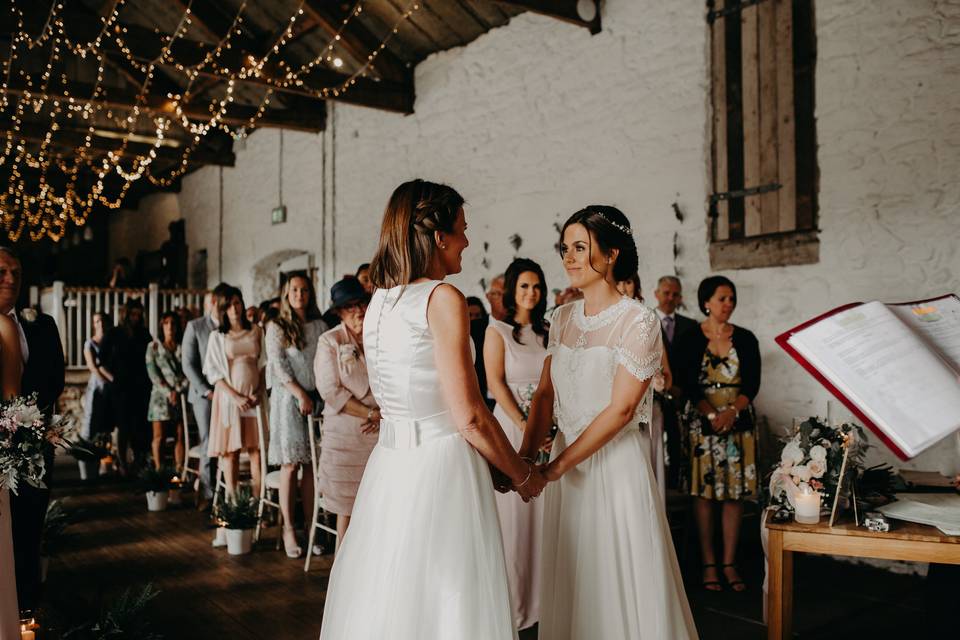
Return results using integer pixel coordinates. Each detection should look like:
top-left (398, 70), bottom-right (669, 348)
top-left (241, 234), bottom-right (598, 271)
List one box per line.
top-left (111, 0), bottom-right (960, 471)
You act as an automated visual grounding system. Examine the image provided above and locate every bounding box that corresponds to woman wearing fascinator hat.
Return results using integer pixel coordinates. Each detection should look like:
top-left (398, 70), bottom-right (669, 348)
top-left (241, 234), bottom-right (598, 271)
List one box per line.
top-left (313, 276), bottom-right (381, 550)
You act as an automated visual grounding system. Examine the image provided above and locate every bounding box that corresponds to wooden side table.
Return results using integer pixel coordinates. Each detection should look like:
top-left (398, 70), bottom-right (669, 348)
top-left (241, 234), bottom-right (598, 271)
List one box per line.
top-left (765, 515), bottom-right (960, 639)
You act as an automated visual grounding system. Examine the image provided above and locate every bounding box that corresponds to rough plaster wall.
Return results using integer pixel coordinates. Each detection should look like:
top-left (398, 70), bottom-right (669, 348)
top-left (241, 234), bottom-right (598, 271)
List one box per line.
top-left (120, 0), bottom-right (960, 469)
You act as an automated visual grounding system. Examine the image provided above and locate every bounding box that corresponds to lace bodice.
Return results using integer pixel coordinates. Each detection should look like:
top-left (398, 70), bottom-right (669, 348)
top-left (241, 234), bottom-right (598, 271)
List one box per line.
top-left (548, 297), bottom-right (663, 439)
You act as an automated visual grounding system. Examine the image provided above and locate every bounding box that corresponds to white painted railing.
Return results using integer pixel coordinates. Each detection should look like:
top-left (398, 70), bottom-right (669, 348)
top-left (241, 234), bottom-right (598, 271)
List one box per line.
top-left (36, 282), bottom-right (206, 369)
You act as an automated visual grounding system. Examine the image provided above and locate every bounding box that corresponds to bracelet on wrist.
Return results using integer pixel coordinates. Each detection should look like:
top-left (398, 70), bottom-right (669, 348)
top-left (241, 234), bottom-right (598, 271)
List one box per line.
top-left (514, 463), bottom-right (533, 489)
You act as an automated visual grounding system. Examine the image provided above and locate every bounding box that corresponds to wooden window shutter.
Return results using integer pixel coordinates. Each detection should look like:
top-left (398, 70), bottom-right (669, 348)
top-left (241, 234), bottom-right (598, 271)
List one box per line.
top-left (709, 0), bottom-right (818, 252)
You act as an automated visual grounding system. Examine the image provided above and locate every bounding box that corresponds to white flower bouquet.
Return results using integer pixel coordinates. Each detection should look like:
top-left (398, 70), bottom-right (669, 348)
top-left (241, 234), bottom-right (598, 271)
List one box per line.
top-left (767, 417), bottom-right (866, 514)
top-left (0, 394), bottom-right (70, 495)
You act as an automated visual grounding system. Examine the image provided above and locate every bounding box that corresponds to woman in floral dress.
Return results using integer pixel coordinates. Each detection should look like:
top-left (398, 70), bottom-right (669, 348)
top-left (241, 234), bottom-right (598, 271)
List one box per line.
top-left (146, 311), bottom-right (189, 471)
top-left (675, 275), bottom-right (761, 592)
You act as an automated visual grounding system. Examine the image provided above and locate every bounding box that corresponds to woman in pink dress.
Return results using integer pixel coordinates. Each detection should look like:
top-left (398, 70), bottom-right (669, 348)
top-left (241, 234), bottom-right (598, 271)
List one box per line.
top-left (204, 286), bottom-right (265, 500)
top-left (314, 276), bottom-right (380, 549)
top-left (484, 258), bottom-right (549, 630)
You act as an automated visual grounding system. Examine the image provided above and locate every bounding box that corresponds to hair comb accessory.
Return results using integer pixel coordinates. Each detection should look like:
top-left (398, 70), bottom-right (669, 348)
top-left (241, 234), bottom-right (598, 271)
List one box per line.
top-left (595, 211), bottom-right (633, 236)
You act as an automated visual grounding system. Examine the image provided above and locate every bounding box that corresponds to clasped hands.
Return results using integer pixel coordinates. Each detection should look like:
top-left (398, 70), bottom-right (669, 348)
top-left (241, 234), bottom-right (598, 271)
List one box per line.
top-left (491, 460), bottom-right (554, 502)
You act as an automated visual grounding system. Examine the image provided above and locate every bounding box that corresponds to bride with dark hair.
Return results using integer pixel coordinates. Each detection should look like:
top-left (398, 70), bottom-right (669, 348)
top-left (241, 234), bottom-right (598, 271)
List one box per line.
top-left (319, 180), bottom-right (544, 640)
top-left (521, 206), bottom-right (698, 640)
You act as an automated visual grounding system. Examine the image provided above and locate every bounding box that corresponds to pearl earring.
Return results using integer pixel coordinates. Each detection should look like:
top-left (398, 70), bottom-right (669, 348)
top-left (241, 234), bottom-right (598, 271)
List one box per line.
top-left (441, 244), bottom-right (447, 250)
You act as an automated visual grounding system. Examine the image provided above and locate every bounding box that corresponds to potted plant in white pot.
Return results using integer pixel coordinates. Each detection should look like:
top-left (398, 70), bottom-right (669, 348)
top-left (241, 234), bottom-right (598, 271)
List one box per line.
top-left (140, 466), bottom-right (175, 512)
top-left (216, 485), bottom-right (259, 555)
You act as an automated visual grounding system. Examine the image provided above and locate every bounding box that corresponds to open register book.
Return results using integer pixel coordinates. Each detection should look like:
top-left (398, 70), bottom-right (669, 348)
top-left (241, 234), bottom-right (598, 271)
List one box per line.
top-left (776, 294), bottom-right (960, 460)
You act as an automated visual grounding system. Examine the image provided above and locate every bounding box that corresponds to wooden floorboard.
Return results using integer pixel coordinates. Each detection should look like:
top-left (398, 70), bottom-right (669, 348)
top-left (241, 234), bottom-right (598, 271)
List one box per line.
top-left (44, 460), bottom-right (333, 640)
top-left (39, 457), bottom-right (929, 639)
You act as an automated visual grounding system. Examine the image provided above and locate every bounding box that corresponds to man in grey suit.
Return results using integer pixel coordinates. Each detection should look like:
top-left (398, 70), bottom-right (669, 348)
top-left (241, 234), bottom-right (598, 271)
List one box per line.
top-left (182, 282), bottom-right (230, 508)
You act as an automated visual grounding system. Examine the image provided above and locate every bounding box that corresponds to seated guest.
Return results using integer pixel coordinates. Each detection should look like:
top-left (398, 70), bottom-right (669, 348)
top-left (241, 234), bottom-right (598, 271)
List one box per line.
top-left (265, 273), bottom-right (327, 559)
top-left (204, 286), bottom-right (265, 501)
top-left (675, 275), bottom-right (760, 593)
top-left (145, 312), bottom-right (189, 472)
top-left (314, 277), bottom-right (380, 550)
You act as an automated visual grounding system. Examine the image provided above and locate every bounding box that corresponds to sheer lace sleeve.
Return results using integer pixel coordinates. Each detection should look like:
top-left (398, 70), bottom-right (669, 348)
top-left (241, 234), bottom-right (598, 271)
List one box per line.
top-left (615, 307), bottom-right (663, 383)
top-left (265, 322), bottom-right (295, 387)
top-left (546, 304), bottom-right (569, 356)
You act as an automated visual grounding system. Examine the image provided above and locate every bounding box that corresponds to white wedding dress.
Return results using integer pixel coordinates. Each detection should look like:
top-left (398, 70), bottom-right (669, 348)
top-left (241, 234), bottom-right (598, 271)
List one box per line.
top-left (1, 487), bottom-right (19, 639)
top-left (540, 298), bottom-right (698, 640)
top-left (319, 280), bottom-right (517, 640)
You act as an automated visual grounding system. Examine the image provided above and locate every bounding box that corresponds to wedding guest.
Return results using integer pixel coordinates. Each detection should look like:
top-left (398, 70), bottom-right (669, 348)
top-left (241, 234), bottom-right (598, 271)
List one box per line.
top-left (655, 276), bottom-right (697, 367)
top-left (1, 246), bottom-right (65, 614)
top-left (355, 263), bottom-right (374, 295)
top-left (82, 312), bottom-right (112, 440)
top-left (654, 275), bottom-right (697, 489)
top-left (108, 257), bottom-right (132, 288)
top-left (100, 297), bottom-right (152, 474)
top-left (314, 277), bottom-right (380, 548)
top-left (486, 273), bottom-right (507, 321)
top-left (266, 272), bottom-right (327, 559)
top-left (484, 257), bottom-right (549, 630)
top-left (616, 271), bottom-right (644, 302)
top-left (183, 286), bottom-right (229, 508)
top-left (204, 286), bottom-right (265, 500)
top-left (146, 312), bottom-right (189, 472)
top-left (466, 296), bottom-right (491, 405)
top-left (675, 275), bottom-right (760, 592)
top-left (246, 305), bottom-right (261, 326)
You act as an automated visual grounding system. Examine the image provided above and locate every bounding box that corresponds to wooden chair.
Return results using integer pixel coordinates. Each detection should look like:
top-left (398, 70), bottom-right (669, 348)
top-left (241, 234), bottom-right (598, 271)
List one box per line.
top-left (304, 415), bottom-right (338, 572)
top-left (255, 405), bottom-right (283, 546)
top-left (180, 396), bottom-right (202, 486)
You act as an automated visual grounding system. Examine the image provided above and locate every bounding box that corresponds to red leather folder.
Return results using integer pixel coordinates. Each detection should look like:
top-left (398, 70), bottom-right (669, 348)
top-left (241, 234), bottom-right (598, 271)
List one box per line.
top-left (775, 302), bottom-right (908, 459)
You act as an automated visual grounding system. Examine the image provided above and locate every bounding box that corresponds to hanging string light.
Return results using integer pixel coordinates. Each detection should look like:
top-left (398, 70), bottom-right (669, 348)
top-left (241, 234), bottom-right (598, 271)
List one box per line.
top-left (0, 0), bottom-right (421, 241)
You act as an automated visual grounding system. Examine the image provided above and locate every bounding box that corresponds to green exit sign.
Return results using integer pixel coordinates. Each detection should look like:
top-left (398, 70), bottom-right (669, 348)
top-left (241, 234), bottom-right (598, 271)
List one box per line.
top-left (271, 205), bottom-right (287, 225)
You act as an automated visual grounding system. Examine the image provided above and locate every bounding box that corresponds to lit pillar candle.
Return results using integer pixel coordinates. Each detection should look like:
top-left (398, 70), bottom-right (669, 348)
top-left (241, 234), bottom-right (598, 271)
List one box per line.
top-left (794, 486), bottom-right (822, 524)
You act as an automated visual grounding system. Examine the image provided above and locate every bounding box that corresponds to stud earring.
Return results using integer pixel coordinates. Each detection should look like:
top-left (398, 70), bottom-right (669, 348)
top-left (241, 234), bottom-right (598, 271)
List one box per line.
top-left (441, 244), bottom-right (447, 250)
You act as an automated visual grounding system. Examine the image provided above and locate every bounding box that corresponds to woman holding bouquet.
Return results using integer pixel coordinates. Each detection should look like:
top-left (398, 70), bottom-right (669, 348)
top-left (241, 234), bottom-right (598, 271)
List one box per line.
top-left (675, 275), bottom-right (761, 593)
top-left (0, 312), bottom-right (23, 640)
top-left (484, 257), bottom-right (549, 631)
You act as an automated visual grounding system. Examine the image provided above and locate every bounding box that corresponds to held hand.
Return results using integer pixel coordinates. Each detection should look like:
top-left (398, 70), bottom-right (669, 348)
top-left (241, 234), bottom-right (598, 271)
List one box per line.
top-left (168, 390), bottom-right (178, 405)
top-left (248, 393), bottom-right (261, 408)
top-left (515, 467), bottom-right (547, 502)
top-left (539, 461), bottom-right (563, 483)
top-left (233, 391), bottom-right (252, 412)
top-left (296, 391), bottom-right (314, 416)
top-left (490, 465), bottom-right (512, 493)
top-left (360, 408), bottom-right (381, 434)
top-left (710, 408), bottom-right (736, 434)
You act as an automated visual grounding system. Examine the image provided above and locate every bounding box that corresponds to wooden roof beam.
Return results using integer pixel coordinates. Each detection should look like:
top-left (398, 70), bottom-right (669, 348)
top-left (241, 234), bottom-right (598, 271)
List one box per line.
top-left (301, 0), bottom-right (411, 82)
top-left (0, 120), bottom-right (235, 167)
top-left (492, 0), bottom-right (601, 34)
top-left (2, 75), bottom-right (326, 132)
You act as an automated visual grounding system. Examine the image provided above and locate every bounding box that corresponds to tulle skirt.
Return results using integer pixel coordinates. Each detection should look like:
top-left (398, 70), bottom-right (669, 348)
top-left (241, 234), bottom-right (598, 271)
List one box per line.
top-left (319, 431), bottom-right (518, 640)
top-left (540, 428), bottom-right (698, 640)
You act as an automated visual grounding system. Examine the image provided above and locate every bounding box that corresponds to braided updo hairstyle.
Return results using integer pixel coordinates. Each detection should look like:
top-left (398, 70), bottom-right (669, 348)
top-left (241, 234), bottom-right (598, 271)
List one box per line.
top-left (559, 205), bottom-right (639, 282)
top-left (369, 179), bottom-right (465, 289)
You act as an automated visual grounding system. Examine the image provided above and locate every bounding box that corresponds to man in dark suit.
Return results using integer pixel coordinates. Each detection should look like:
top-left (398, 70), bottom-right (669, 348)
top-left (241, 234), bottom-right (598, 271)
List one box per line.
top-left (653, 276), bottom-right (697, 490)
top-left (182, 283), bottom-right (229, 509)
top-left (654, 276), bottom-right (697, 365)
top-left (0, 246), bottom-right (65, 613)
